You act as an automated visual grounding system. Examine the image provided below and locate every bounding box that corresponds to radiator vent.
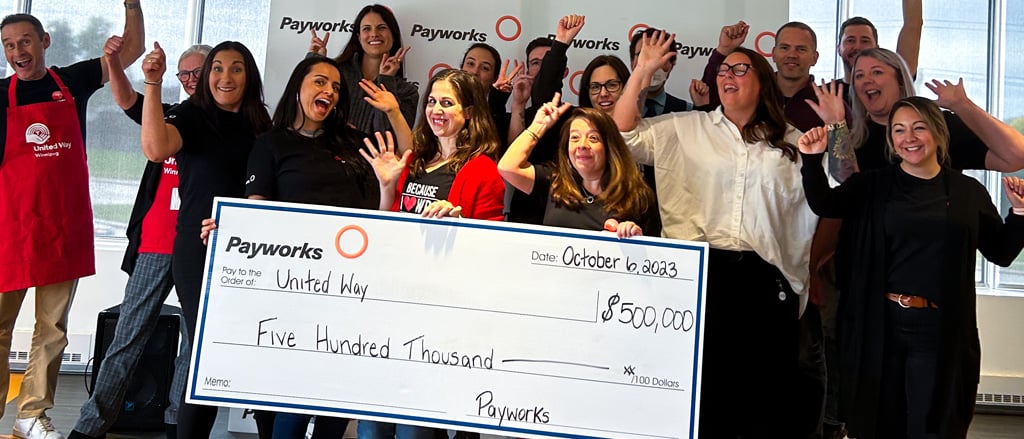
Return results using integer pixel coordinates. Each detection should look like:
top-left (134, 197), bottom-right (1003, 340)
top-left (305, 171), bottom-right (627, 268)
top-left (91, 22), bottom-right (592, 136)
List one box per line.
top-left (9, 350), bottom-right (28, 361)
top-left (977, 393), bottom-right (1024, 406)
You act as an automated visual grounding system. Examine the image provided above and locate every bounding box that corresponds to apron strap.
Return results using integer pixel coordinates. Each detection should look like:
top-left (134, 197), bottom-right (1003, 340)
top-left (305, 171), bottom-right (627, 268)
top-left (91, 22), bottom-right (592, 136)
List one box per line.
top-left (7, 68), bottom-right (74, 107)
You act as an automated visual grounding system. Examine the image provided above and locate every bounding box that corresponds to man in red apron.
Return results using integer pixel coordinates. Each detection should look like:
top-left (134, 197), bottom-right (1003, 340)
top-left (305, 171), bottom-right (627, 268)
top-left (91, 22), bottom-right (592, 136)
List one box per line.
top-left (0, 6), bottom-right (144, 439)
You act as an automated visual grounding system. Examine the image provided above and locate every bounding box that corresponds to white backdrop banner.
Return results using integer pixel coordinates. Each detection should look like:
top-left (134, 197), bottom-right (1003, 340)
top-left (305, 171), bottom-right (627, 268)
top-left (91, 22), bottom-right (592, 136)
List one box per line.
top-left (187, 198), bottom-right (709, 439)
top-left (263, 0), bottom-right (790, 112)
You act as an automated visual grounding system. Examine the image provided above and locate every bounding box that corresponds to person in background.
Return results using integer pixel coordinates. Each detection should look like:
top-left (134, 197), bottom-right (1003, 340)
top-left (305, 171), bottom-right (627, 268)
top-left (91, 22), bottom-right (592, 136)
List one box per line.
top-left (836, 0), bottom-right (922, 97)
top-left (0, 5), bottom-right (144, 439)
top-left (66, 42), bottom-right (211, 439)
top-left (798, 96), bottom-right (1024, 439)
top-left (615, 32), bottom-right (816, 437)
top-left (308, 4), bottom-right (418, 136)
top-left (459, 42), bottom-right (522, 150)
top-left (139, 40), bottom-right (272, 438)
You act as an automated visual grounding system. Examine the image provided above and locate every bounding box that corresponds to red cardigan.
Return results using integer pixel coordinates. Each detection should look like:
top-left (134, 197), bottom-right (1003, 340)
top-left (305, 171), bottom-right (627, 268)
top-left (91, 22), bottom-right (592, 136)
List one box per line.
top-left (390, 154), bottom-right (505, 221)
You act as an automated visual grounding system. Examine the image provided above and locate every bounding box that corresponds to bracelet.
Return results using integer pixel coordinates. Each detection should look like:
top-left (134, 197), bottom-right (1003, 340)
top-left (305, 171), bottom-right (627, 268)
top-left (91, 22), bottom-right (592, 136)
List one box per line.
top-left (525, 129), bottom-right (540, 141)
top-left (124, 2), bottom-right (140, 9)
top-left (1013, 207), bottom-right (1024, 216)
top-left (826, 120), bottom-right (847, 131)
top-left (143, 80), bottom-right (161, 86)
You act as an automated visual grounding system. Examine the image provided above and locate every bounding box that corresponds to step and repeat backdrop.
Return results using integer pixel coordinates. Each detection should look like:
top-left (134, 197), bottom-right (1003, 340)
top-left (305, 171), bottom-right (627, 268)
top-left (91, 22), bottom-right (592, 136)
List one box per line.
top-left (264, 0), bottom-right (789, 111)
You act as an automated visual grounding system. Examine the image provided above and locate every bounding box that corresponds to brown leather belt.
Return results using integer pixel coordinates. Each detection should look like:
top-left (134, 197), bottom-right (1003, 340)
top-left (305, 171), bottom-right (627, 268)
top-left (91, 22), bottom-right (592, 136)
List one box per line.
top-left (886, 293), bottom-right (938, 309)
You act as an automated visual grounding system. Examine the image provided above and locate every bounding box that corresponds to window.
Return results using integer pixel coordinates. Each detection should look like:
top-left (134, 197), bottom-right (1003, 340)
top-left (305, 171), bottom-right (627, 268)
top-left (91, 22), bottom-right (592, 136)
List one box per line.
top-left (791, 0), bottom-right (1024, 293)
top-left (998, 0), bottom-right (1024, 288)
top-left (17, 0), bottom-right (270, 238)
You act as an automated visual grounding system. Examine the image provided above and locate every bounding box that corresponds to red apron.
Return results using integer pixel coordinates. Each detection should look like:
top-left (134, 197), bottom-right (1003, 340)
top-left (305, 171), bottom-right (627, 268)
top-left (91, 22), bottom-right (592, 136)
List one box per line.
top-left (0, 69), bottom-right (94, 292)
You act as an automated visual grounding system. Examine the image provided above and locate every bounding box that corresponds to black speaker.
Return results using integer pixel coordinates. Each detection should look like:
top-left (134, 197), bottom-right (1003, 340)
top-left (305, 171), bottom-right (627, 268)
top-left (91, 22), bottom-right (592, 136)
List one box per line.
top-left (92, 303), bottom-right (181, 432)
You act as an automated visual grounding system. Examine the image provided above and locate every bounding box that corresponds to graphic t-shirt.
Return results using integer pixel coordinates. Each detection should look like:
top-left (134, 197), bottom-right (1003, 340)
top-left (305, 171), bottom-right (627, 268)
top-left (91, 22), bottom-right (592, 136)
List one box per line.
top-left (399, 166), bottom-right (455, 214)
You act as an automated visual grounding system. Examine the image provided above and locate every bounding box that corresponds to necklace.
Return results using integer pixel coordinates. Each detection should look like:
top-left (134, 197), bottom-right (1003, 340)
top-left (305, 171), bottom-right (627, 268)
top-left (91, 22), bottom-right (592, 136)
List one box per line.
top-left (581, 186), bottom-right (595, 204)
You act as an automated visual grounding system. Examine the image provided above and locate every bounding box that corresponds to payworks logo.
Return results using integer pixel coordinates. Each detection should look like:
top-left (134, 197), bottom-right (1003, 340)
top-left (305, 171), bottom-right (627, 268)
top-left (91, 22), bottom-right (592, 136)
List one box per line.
top-left (410, 23), bottom-right (487, 42)
top-left (279, 16), bottom-right (355, 34)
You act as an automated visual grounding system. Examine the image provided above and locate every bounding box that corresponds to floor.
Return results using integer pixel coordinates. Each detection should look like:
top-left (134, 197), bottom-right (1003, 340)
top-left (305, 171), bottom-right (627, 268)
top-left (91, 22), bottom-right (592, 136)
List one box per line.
top-left (3, 373), bottom-right (1023, 438)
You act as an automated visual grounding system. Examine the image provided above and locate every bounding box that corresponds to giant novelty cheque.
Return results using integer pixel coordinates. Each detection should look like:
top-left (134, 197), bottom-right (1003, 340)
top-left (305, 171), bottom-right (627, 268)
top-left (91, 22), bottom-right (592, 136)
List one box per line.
top-left (188, 198), bottom-right (708, 439)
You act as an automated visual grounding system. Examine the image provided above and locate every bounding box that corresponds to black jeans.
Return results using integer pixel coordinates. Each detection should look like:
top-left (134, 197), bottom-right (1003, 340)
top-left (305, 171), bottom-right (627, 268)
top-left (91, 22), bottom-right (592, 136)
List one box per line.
top-left (876, 301), bottom-right (942, 439)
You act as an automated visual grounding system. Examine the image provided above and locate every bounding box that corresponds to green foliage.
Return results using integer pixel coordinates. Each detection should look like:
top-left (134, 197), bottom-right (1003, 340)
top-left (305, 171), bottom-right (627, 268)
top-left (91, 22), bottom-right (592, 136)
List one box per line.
top-left (1009, 115), bottom-right (1024, 135)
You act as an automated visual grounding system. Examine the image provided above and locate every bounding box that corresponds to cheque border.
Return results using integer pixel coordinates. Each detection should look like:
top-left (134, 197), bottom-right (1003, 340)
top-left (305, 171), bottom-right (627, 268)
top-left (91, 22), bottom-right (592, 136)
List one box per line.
top-left (189, 198), bottom-right (708, 439)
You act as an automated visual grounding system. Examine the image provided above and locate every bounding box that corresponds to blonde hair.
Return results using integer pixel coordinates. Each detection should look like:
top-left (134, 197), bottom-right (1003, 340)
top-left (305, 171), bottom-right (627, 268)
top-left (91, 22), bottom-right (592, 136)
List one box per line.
top-left (848, 48), bottom-right (917, 150)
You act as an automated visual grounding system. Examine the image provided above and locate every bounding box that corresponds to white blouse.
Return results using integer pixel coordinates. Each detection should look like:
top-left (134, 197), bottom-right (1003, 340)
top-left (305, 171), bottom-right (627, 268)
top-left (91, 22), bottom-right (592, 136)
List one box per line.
top-left (622, 108), bottom-right (817, 309)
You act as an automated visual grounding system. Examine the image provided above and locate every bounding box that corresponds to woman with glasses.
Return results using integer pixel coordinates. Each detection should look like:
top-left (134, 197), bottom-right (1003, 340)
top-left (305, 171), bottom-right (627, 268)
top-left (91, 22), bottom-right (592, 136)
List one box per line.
top-left (613, 33), bottom-right (817, 437)
top-left (799, 96), bottom-right (1024, 439)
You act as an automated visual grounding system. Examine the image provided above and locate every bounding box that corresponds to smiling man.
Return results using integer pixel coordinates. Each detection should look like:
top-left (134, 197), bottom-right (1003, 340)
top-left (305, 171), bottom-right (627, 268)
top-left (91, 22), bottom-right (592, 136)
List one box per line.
top-left (0, 4), bottom-right (144, 439)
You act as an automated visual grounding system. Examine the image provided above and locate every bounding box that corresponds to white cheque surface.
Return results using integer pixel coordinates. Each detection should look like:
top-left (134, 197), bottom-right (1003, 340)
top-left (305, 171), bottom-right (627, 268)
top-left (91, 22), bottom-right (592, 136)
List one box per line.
top-left (189, 198), bottom-right (709, 439)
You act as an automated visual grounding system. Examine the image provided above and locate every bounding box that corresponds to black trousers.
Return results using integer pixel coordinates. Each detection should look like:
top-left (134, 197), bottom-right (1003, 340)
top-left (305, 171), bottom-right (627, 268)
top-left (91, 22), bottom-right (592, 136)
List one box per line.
top-left (875, 302), bottom-right (942, 439)
top-left (698, 249), bottom-right (801, 438)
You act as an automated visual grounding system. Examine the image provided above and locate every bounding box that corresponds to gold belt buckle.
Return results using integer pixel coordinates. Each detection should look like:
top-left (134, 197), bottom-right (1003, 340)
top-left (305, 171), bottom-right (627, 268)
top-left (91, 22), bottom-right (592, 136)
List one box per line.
top-left (898, 294), bottom-right (912, 309)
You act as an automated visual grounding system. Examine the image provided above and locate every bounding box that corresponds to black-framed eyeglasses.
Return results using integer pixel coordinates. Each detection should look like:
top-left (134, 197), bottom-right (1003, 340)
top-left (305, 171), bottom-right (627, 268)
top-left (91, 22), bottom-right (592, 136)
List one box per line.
top-left (588, 79), bottom-right (622, 94)
top-left (717, 62), bottom-right (753, 77)
top-left (176, 67), bottom-right (202, 81)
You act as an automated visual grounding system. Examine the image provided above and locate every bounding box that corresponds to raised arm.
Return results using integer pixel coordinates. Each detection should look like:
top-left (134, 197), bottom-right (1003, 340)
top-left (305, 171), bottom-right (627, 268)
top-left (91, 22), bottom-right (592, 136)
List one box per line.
top-left (613, 31), bottom-right (675, 132)
top-left (532, 15), bottom-right (584, 105)
top-left (976, 177), bottom-right (1024, 265)
top-left (699, 21), bottom-right (748, 110)
top-left (359, 79), bottom-right (413, 155)
top-left (359, 131), bottom-right (410, 211)
top-left (896, 0), bottom-right (923, 77)
top-left (928, 78), bottom-right (1024, 172)
top-left (798, 127), bottom-right (862, 217)
top-left (139, 42), bottom-right (182, 162)
top-left (498, 92), bottom-right (571, 194)
top-left (101, 0), bottom-right (145, 84)
top-left (103, 35), bottom-right (138, 110)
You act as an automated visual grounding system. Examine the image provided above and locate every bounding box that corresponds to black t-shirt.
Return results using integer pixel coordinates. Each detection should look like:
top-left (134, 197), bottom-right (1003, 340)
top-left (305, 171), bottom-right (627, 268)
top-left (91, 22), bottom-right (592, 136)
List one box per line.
top-left (246, 128), bottom-right (380, 209)
top-left (399, 166), bottom-right (455, 214)
top-left (856, 111), bottom-right (988, 172)
top-left (533, 165), bottom-right (658, 236)
top-left (167, 99), bottom-right (258, 233)
top-left (0, 59), bottom-right (103, 162)
top-left (884, 167), bottom-right (949, 304)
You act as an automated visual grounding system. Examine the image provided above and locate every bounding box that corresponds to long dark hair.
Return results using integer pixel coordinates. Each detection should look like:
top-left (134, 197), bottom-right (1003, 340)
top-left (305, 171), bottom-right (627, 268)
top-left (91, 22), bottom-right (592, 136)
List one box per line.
top-left (271, 56), bottom-right (367, 165)
top-left (410, 69), bottom-right (499, 176)
top-left (192, 41), bottom-right (271, 135)
top-left (335, 4), bottom-right (405, 77)
top-left (729, 46), bottom-right (797, 161)
top-left (551, 108), bottom-right (651, 219)
top-left (577, 55), bottom-right (630, 109)
top-left (461, 42), bottom-right (501, 70)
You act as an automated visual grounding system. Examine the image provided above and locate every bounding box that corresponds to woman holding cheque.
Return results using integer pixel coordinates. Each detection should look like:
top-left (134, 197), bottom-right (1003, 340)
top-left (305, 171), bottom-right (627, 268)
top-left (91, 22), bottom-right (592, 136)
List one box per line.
top-left (798, 96), bottom-right (1024, 439)
top-left (498, 94), bottom-right (656, 237)
top-left (199, 55), bottom-right (412, 438)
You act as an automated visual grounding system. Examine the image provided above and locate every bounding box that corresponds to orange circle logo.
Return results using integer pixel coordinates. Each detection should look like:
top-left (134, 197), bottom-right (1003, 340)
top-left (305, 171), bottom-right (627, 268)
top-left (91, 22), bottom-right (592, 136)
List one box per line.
top-left (568, 70), bottom-right (584, 96)
top-left (495, 15), bottom-right (522, 41)
top-left (755, 31), bottom-right (776, 58)
top-left (335, 225), bottom-right (368, 259)
top-left (429, 63), bottom-right (453, 80)
top-left (628, 23), bottom-right (649, 41)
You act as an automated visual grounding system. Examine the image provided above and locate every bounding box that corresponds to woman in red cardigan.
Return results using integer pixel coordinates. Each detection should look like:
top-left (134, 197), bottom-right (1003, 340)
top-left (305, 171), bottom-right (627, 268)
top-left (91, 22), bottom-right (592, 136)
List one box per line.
top-left (362, 68), bottom-right (504, 220)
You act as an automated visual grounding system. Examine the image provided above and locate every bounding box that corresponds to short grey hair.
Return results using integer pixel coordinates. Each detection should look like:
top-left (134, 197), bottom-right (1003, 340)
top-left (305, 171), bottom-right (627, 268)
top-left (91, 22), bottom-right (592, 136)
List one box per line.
top-left (178, 44), bottom-right (213, 66)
